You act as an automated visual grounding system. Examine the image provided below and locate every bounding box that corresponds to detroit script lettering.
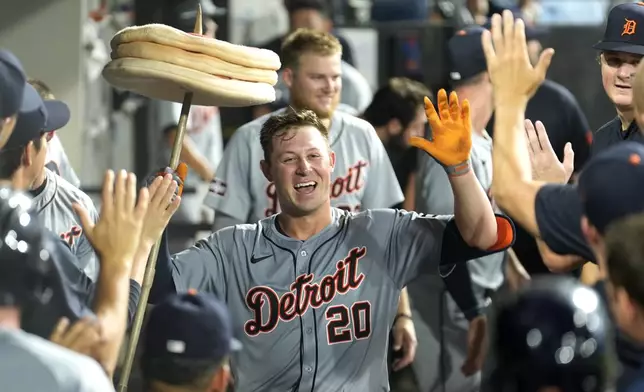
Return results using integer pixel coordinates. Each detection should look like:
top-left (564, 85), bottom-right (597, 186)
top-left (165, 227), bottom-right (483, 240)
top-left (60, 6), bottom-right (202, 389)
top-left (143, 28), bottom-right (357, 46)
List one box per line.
top-left (244, 247), bottom-right (372, 344)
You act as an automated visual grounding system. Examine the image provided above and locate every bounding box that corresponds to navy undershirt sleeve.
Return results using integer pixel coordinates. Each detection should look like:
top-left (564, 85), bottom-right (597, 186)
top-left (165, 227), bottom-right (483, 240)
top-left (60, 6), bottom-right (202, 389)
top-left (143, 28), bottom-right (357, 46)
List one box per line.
top-left (534, 184), bottom-right (596, 263)
top-left (148, 229), bottom-right (177, 304)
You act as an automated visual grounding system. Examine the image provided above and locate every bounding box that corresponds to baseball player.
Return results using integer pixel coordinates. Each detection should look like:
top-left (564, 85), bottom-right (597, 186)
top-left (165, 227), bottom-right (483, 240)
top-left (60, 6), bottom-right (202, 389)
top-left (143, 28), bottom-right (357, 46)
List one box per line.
top-left (147, 105), bottom-right (514, 391)
top-left (410, 26), bottom-right (506, 392)
top-left (483, 13), bottom-right (644, 389)
top-left (0, 90), bottom-right (101, 281)
top-left (589, 2), bottom-right (644, 155)
top-left (141, 292), bottom-right (241, 392)
top-left (203, 28), bottom-right (416, 349)
top-left (27, 78), bottom-right (81, 188)
top-left (0, 188), bottom-right (114, 392)
top-left (0, 50), bottom-right (30, 150)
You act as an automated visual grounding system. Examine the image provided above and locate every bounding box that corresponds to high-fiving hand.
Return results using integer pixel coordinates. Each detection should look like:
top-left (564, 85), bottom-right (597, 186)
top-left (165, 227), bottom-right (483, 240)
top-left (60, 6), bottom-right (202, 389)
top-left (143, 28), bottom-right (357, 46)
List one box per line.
top-left (73, 170), bottom-right (149, 268)
top-left (481, 10), bottom-right (555, 106)
top-left (525, 119), bottom-right (575, 183)
top-left (409, 89), bottom-right (472, 176)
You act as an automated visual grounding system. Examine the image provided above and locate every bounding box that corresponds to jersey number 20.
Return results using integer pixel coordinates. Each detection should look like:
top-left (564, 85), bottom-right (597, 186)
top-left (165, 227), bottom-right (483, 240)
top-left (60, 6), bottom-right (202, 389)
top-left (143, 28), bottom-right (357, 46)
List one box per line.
top-left (326, 301), bottom-right (371, 345)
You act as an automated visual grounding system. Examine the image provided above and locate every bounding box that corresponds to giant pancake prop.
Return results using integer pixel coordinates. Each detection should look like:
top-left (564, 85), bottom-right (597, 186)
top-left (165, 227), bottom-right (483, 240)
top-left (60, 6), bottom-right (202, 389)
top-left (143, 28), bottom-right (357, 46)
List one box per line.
top-left (104, 7), bottom-right (279, 391)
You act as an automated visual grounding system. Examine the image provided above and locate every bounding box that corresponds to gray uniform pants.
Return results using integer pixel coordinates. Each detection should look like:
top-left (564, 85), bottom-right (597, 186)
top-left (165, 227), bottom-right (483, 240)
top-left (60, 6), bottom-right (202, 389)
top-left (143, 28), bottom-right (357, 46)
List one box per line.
top-left (409, 276), bottom-right (482, 392)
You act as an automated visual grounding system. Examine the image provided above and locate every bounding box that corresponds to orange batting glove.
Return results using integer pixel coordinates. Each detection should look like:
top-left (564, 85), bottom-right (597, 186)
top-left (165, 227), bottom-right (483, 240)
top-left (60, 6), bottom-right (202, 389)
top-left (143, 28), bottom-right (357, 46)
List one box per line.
top-left (409, 89), bottom-right (472, 176)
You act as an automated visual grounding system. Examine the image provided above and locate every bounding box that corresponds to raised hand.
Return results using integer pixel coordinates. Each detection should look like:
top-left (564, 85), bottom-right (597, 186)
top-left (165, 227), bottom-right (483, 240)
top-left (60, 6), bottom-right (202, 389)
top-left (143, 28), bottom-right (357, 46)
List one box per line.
top-left (525, 119), bottom-right (574, 183)
top-left (139, 172), bottom-right (182, 244)
top-left (50, 316), bottom-right (104, 357)
top-left (481, 10), bottom-right (555, 106)
top-left (73, 170), bottom-right (149, 267)
top-left (409, 89), bottom-right (472, 176)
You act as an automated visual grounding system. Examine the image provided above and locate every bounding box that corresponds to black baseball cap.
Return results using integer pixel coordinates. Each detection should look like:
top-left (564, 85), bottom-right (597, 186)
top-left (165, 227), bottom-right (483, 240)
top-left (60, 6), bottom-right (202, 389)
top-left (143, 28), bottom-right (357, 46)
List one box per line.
top-left (447, 26), bottom-right (488, 84)
top-left (144, 291), bottom-right (241, 362)
top-left (593, 2), bottom-right (644, 55)
top-left (577, 141), bottom-right (644, 234)
top-left (3, 84), bottom-right (70, 150)
top-left (0, 50), bottom-right (39, 119)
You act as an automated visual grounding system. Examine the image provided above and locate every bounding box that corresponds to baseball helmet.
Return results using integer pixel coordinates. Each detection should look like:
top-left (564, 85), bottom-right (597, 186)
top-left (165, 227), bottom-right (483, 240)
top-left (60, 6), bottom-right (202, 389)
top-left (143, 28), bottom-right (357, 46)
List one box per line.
top-left (489, 275), bottom-right (616, 392)
top-left (0, 187), bottom-right (52, 308)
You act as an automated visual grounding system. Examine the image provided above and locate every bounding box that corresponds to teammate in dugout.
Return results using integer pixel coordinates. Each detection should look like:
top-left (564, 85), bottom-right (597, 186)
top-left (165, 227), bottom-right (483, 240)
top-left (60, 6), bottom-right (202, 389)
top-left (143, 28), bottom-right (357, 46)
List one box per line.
top-left (482, 10), bottom-right (644, 390)
top-left (146, 101), bottom-right (514, 391)
top-left (204, 28), bottom-right (419, 369)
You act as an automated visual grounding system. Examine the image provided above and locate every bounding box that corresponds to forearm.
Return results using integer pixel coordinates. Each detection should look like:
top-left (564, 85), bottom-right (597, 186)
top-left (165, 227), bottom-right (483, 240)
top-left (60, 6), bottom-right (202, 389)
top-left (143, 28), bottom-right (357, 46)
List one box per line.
top-left (92, 259), bottom-right (132, 377)
top-left (536, 239), bottom-right (586, 272)
top-left (397, 288), bottom-right (411, 316)
top-left (441, 263), bottom-right (485, 320)
top-left (130, 239), bottom-right (154, 285)
top-left (448, 170), bottom-right (497, 249)
top-left (167, 129), bottom-right (214, 181)
top-left (180, 140), bottom-right (214, 182)
top-left (491, 104), bottom-right (532, 205)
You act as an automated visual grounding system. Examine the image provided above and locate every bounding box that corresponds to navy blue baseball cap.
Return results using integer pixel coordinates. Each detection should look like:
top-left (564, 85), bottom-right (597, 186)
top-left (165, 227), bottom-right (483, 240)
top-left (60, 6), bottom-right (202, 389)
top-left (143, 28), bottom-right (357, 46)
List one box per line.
top-left (577, 141), bottom-right (644, 234)
top-left (144, 292), bottom-right (241, 361)
top-left (593, 2), bottom-right (644, 55)
top-left (0, 50), bottom-right (39, 119)
top-left (447, 26), bottom-right (488, 84)
top-left (3, 84), bottom-right (70, 150)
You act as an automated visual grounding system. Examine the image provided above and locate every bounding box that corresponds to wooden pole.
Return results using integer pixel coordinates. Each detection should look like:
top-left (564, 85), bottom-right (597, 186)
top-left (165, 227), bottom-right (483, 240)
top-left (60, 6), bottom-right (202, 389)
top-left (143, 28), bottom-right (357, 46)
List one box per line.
top-left (116, 6), bottom-right (202, 391)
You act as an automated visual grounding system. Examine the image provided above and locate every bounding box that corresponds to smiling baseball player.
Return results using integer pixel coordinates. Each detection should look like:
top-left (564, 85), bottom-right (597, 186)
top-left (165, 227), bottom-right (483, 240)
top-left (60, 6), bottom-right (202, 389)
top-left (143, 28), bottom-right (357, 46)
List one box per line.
top-left (204, 28), bottom-right (418, 364)
top-left (147, 92), bottom-right (514, 391)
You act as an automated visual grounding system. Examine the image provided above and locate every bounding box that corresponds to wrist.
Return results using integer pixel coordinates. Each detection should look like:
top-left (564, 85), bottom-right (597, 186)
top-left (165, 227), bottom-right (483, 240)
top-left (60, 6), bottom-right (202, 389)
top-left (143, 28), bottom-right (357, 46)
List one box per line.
top-left (394, 313), bottom-right (413, 324)
top-left (99, 256), bottom-right (132, 278)
top-left (444, 159), bottom-right (472, 177)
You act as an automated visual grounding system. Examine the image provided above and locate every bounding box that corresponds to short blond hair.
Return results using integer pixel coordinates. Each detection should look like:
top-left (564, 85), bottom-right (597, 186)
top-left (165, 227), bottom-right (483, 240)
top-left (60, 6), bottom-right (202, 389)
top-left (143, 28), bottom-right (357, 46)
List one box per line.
top-left (281, 28), bottom-right (342, 69)
top-left (27, 78), bottom-right (55, 100)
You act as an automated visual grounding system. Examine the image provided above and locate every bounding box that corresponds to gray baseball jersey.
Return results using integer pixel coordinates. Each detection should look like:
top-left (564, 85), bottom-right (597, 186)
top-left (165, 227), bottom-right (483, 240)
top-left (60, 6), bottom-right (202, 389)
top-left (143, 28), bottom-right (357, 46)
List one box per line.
top-left (158, 208), bottom-right (509, 391)
top-left (0, 327), bottom-right (114, 391)
top-left (204, 108), bottom-right (404, 222)
top-left (33, 168), bottom-right (100, 281)
top-left (45, 134), bottom-right (81, 188)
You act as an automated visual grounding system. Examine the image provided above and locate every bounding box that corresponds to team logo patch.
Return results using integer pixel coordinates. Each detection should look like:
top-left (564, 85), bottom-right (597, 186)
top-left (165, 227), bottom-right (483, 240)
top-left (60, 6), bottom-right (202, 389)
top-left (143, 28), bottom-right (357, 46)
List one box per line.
top-left (60, 225), bottom-right (82, 248)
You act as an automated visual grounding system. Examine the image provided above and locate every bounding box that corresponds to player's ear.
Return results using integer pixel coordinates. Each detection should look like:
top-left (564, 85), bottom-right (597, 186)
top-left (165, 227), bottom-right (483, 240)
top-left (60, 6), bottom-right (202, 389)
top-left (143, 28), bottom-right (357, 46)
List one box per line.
top-left (260, 159), bottom-right (273, 182)
top-left (386, 118), bottom-right (403, 136)
top-left (21, 143), bottom-right (33, 167)
top-left (329, 150), bottom-right (336, 172)
top-left (581, 216), bottom-right (598, 244)
top-left (283, 68), bottom-right (294, 89)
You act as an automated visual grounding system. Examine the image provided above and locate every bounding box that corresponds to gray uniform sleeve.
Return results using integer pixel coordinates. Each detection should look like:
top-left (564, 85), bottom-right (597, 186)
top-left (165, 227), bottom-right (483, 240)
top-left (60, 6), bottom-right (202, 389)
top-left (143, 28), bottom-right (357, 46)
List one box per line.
top-left (203, 126), bottom-right (253, 222)
top-left (374, 209), bottom-right (513, 290)
top-left (361, 126), bottom-right (404, 209)
top-left (213, 211), bottom-right (245, 231)
top-left (153, 230), bottom-right (230, 301)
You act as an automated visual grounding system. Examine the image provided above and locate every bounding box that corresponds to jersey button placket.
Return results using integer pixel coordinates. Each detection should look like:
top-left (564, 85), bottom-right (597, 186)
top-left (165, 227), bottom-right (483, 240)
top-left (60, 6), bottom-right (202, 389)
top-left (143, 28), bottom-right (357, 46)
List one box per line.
top-left (298, 247), bottom-right (315, 390)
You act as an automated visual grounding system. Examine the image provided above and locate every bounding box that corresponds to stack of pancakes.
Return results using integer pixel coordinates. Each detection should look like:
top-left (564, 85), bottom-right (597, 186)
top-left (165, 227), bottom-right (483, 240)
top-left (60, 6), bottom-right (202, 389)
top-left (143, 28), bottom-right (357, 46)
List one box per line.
top-left (103, 24), bottom-right (281, 107)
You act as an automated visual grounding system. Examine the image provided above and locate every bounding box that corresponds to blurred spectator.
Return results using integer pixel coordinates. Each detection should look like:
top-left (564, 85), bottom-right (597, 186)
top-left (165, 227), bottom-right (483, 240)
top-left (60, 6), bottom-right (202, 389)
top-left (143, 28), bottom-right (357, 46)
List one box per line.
top-left (362, 77), bottom-right (430, 210)
top-left (261, 0), bottom-right (355, 66)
